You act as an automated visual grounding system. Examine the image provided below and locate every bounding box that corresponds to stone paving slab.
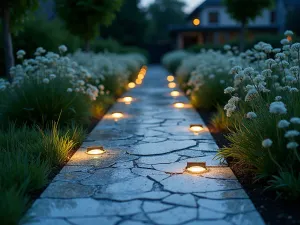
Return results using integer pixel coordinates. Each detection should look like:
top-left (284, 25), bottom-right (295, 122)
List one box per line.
top-left (23, 66), bottom-right (265, 225)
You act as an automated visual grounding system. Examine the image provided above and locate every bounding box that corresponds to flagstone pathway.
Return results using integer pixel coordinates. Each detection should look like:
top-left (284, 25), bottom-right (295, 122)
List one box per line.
top-left (24, 66), bottom-right (265, 225)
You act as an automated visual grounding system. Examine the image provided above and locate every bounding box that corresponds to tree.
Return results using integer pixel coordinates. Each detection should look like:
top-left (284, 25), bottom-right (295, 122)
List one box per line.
top-left (146, 0), bottom-right (186, 43)
top-left (224, 0), bottom-right (274, 51)
top-left (0, 0), bottom-right (39, 81)
top-left (55, 0), bottom-right (123, 51)
top-left (100, 0), bottom-right (147, 47)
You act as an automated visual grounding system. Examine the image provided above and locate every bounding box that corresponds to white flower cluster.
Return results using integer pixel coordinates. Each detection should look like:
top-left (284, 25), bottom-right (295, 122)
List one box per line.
top-left (1, 46), bottom-right (147, 102)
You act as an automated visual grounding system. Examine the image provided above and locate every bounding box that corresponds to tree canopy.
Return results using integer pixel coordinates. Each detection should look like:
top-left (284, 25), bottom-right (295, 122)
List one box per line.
top-left (146, 0), bottom-right (186, 43)
top-left (224, 0), bottom-right (274, 24)
top-left (100, 0), bottom-right (147, 47)
top-left (55, 0), bottom-right (123, 46)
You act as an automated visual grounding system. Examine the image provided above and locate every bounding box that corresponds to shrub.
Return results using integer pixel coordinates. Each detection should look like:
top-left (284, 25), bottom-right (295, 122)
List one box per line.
top-left (162, 50), bottom-right (192, 74)
top-left (218, 32), bottom-right (300, 199)
top-left (0, 47), bottom-right (100, 128)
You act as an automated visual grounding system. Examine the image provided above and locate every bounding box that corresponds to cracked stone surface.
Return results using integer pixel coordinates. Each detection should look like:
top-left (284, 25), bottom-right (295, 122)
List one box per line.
top-left (23, 66), bottom-right (265, 225)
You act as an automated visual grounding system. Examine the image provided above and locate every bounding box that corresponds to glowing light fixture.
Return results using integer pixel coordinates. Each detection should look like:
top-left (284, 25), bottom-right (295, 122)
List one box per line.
top-left (138, 74), bottom-right (144, 79)
top-left (193, 18), bottom-right (200, 26)
top-left (287, 36), bottom-right (292, 42)
top-left (189, 124), bottom-right (204, 133)
top-left (123, 96), bottom-right (133, 104)
top-left (186, 162), bottom-right (207, 174)
top-left (167, 75), bottom-right (175, 82)
top-left (170, 91), bottom-right (180, 97)
top-left (86, 146), bottom-right (105, 155)
top-left (174, 102), bottom-right (185, 108)
top-left (136, 79), bottom-right (142, 85)
top-left (128, 82), bottom-right (136, 88)
top-left (112, 112), bottom-right (124, 119)
top-left (168, 82), bottom-right (176, 88)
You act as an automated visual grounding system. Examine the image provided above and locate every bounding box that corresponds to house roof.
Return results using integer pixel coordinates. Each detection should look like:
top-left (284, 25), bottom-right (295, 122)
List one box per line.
top-left (187, 0), bottom-right (300, 21)
top-left (187, 0), bottom-right (222, 20)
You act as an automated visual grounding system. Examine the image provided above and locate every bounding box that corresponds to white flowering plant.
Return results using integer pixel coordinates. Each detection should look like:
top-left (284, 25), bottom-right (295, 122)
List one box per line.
top-left (0, 47), bottom-right (146, 128)
top-left (217, 32), bottom-right (300, 199)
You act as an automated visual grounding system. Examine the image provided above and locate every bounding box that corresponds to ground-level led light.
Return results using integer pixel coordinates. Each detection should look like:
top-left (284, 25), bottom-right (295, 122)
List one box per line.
top-left (171, 91), bottom-right (180, 97)
top-left (136, 79), bottom-right (142, 85)
top-left (189, 124), bottom-right (204, 132)
top-left (186, 162), bottom-right (207, 174)
top-left (128, 82), bottom-right (136, 88)
top-left (168, 82), bottom-right (176, 88)
top-left (167, 75), bottom-right (174, 82)
top-left (112, 112), bottom-right (124, 119)
top-left (86, 146), bottom-right (105, 155)
top-left (123, 96), bottom-right (133, 104)
top-left (174, 102), bottom-right (185, 108)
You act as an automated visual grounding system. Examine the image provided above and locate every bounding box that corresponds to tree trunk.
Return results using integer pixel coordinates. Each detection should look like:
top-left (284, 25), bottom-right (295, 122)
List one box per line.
top-left (239, 22), bottom-right (246, 52)
top-left (84, 40), bottom-right (90, 52)
top-left (2, 6), bottom-right (14, 82)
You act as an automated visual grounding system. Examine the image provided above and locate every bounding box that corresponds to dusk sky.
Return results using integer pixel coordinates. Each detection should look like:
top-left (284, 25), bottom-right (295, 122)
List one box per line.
top-left (140, 0), bottom-right (205, 13)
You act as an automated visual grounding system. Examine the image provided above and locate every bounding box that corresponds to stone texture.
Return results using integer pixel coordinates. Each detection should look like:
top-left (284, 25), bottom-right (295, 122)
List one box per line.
top-left (102, 177), bottom-right (154, 193)
top-left (41, 182), bottom-right (95, 198)
top-left (160, 174), bottom-right (241, 193)
top-left (24, 66), bottom-right (264, 225)
top-left (28, 199), bottom-right (142, 217)
top-left (69, 216), bottom-right (121, 225)
top-left (127, 140), bottom-right (196, 156)
top-left (148, 207), bottom-right (197, 225)
top-left (143, 201), bottom-right (174, 213)
top-left (162, 194), bottom-right (197, 207)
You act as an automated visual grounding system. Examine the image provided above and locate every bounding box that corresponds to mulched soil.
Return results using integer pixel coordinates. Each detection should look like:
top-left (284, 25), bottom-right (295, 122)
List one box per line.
top-left (197, 108), bottom-right (300, 225)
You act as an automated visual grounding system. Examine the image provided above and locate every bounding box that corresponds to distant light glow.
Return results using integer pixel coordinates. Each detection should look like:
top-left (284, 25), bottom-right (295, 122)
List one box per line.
top-left (189, 124), bottom-right (203, 132)
top-left (123, 96), bottom-right (133, 104)
top-left (128, 82), bottom-right (136, 88)
top-left (112, 112), bottom-right (124, 119)
top-left (168, 82), bottom-right (176, 88)
top-left (193, 18), bottom-right (200, 26)
top-left (136, 79), bottom-right (142, 85)
top-left (170, 91), bottom-right (180, 97)
top-left (167, 75), bottom-right (175, 82)
top-left (174, 102), bottom-right (185, 108)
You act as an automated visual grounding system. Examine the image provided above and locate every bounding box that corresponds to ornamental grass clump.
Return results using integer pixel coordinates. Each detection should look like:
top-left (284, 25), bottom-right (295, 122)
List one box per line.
top-left (218, 31), bottom-right (300, 199)
top-left (0, 123), bottom-right (85, 224)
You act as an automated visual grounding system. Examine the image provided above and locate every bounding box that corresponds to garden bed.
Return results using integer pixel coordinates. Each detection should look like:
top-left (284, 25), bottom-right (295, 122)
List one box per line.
top-left (198, 107), bottom-right (300, 225)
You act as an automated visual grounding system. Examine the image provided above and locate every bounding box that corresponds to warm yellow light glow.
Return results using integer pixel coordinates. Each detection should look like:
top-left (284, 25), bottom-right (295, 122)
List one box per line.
top-left (167, 75), bottom-right (174, 82)
top-left (170, 91), bottom-right (180, 97)
top-left (86, 146), bottom-right (105, 155)
top-left (112, 112), bottom-right (124, 119)
top-left (123, 96), bottom-right (133, 102)
top-left (189, 125), bottom-right (204, 132)
top-left (138, 74), bottom-right (144, 79)
top-left (193, 18), bottom-right (200, 26)
top-left (186, 166), bottom-right (206, 173)
top-left (174, 102), bottom-right (185, 108)
top-left (168, 82), bottom-right (176, 88)
top-left (186, 162), bottom-right (207, 174)
top-left (128, 82), bottom-right (136, 88)
top-left (136, 79), bottom-right (142, 85)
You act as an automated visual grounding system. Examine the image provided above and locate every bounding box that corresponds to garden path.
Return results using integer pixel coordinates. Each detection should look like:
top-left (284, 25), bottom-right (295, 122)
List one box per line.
top-left (24, 66), bottom-right (265, 225)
